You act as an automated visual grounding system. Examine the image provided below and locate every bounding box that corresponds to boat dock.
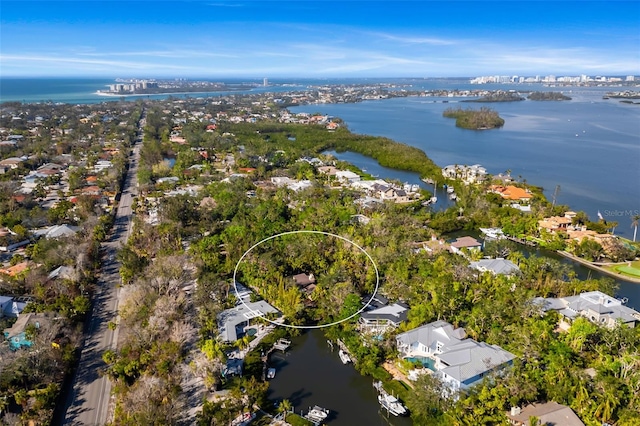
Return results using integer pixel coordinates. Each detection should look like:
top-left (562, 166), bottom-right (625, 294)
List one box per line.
top-left (273, 338), bottom-right (291, 351)
top-left (506, 236), bottom-right (537, 246)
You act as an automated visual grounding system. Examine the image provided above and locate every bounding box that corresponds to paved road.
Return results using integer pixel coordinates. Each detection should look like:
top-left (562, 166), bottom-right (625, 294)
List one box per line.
top-left (60, 113), bottom-right (144, 426)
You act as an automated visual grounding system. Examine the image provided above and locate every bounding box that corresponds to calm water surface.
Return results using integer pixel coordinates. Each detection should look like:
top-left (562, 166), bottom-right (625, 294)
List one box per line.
top-left (267, 329), bottom-right (412, 426)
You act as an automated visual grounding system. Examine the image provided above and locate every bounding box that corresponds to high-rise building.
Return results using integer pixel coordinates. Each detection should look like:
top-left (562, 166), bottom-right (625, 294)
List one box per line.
top-left (263, 78), bottom-right (268, 87)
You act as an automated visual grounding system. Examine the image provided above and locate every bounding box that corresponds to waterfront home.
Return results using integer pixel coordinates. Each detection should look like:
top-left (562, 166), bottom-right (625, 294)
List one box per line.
top-left (538, 215), bottom-right (573, 233)
top-left (533, 291), bottom-right (640, 329)
top-left (449, 236), bottom-right (482, 255)
top-left (359, 302), bottom-right (410, 335)
top-left (217, 300), bottom-right (280, 343)
top-left (488, 185), bottom-right (533, 202)
top-left (506, 402), bottom-right (584, 426)
top-left (396, 320), bottom-right (515, 394)
top-left (442, 164), bottom-right (487, 184)
top-left (469, 258), bottom-right (520, 275)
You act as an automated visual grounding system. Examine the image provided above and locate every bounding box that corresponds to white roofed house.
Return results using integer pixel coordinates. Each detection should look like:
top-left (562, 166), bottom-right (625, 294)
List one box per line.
top-left (533, 291), bottom-right (640, 330)
top-left (396, 320), bottom-right (516, 395)
top-left (359, 302), bottom-right (410, 335)
top-left (335, 170), bottom-right (361, 184)
top-left (469, 258), bottom-right (520, 275)
top-left (217, 300), bottom-right (281, 343)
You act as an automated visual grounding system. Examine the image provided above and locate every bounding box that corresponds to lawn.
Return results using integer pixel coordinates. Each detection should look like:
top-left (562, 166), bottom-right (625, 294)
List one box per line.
top-left (613, 265), bottom-right (640, 278)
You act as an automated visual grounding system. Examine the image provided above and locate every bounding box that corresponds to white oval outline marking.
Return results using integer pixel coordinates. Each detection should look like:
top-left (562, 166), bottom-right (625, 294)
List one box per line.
top-left (233, 230), bottom-right (379, 329)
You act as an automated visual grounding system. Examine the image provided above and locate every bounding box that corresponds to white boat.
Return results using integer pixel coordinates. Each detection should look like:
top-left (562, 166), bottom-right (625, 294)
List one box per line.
top-left (267, 368), bottom-right (276, 379)
top-left (306, 406), bottom-right (329, 422)
top-left (480, 227), bottom-right (506, 240)
top-left (378, 393), bottom-right (408, 416)
top-left (449, 193), bottom-right (457, 200)
top-left (447, 186), bottom-right (455, 194)
top-left (374, 381), bottom-right (408, 416)
top-left (339, 349), bottom-right (351, 364)
top-left (430, 196), bottom-right (438, 204)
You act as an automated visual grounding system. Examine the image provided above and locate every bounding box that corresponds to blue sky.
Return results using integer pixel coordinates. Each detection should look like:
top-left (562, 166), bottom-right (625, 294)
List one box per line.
top-left (1, 1), bottom-right (639, 78)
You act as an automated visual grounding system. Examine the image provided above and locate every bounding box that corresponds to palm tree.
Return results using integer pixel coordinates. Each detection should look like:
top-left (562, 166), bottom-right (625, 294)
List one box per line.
top-left (278, 399), bottom-right (292, 417)
top-left (631, 214), bottom-right (640, 242)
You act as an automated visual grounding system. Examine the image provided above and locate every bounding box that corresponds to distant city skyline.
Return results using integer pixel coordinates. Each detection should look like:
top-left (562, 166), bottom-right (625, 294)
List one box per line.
top-left (1, 1), bottom-right (639, 78)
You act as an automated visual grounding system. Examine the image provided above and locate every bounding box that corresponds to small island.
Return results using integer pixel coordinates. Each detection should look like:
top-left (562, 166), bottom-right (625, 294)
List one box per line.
top-left (463, 90), bottom-right (524, 102)
top-left (443, 106), bottom-right (505, 130)
top-left (527, 91), bottom-right (572, 101)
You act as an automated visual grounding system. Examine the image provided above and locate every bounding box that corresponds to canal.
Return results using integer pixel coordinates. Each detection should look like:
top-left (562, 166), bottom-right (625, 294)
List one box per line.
top-left (267, 329), bottom-right (413, 426)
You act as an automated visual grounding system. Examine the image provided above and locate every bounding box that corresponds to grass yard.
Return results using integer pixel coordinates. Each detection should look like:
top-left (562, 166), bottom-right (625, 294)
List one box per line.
top-left (613, 264), bottom-right (640, 278)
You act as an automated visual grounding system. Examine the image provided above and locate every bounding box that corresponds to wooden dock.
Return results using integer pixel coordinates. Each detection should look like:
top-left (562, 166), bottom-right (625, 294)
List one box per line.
top-left (506, 236), bottom-right (537, 246)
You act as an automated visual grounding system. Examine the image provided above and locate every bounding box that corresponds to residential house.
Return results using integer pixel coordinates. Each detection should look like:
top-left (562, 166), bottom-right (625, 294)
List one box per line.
top-left (317, 165), bottom-right (338, 176)
top-left (33, 224), bottom-right (81, 239)
top-left (489, 185), bottom-right (533, 202)
top-left (0, 295), bottom-right (29, 317)
top-left (217, 300), bottom-right (280, 343)
top-left (442, 164), bottom-right (487, 184)
top-left (396, 320), bottom-right (516, 394)
top-left (533, 291), bottom-right (640, 329)
top-left (0, 157), bottom-right (25, 170)
top-left (469, 258), bottom-right (520, 275)
top-left (48, 265), bottom-right (76, 281)
top-left (538, 215), bottom-right (573, 233)
top-left (269, 176), bottom-right (312, 192)
top-left (156, 176), bottom-right (179, 184)
top-left (0, 261), bottom-right (30, 277)
top-left (506, 402), bottom-right (584, 426)
top-left (449, 236), bottom-right (483, 255)
top-left (359, 302), bottom-right (410, 335)
top-left (335, 170), bottom-right (361, 184)
top-left (3, 312), bottom-right (35, 350)
top-left (292, 273), bottom-right (316, 295)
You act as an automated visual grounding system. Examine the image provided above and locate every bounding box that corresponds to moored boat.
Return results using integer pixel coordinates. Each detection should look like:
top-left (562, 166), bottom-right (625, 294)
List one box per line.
top-left (339, 349), bottom-right (351, 364)
top-left (374, 381), bottom-right (408, 416)
top-left (305, 405), bottom-right (329, 423)
top-left (267, 368), bottom-right (276, 379)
